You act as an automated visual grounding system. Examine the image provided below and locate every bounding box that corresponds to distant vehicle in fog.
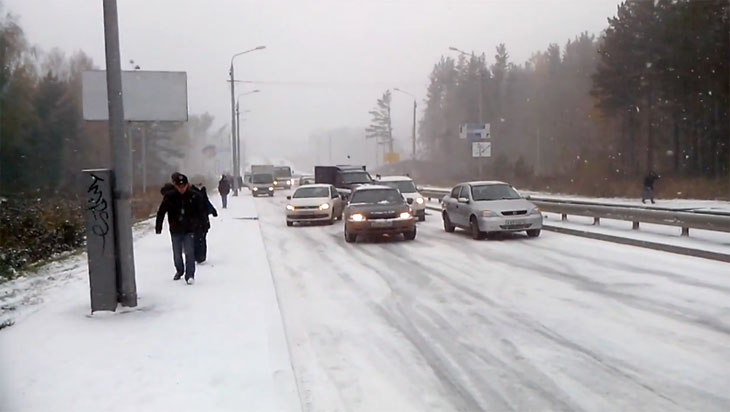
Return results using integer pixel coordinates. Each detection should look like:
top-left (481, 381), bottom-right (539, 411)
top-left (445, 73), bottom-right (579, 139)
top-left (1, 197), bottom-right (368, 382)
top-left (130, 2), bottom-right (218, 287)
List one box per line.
top-left (441, 181), bottom-right (542, 239)
top-left (376, 175), bottom-right (426, 221)
top-left (251, 173), bottom-right (275, 197)
top-left (315, 165), bottom-right (373, 196)
top-left (285, 184), bottom-right (344, 226)
top-left (344, 185), bottom-right (416, 243)
top-left (298, 175), bottom-right (315, 186)
top-left (273, 166), bottom-right (293, 190)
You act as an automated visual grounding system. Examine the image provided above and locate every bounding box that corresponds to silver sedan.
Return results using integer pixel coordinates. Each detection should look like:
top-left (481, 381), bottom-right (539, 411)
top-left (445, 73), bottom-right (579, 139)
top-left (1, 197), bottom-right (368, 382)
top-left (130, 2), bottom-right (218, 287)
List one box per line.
top-left (441, 181), bottom-right (543, 239)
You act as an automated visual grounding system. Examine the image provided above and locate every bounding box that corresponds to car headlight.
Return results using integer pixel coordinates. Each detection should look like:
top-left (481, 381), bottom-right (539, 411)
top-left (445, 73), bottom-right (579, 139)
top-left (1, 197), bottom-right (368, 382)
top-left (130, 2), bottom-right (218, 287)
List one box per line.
top-left (287, 180), bottom-right (292, 185)
top-left (252, 187), bottom-right (258, 191)
top-left (349, 213), bottom-right (365, 222)
top-left (481, 210), bottom-right (499, 217)
top-left (415, 197), bottom-right (424, 205)
top-left (274, 181), bottom-right (278, 185)
top-left (399, 212), bottom-right (412, 219)
top-left (529, 206), bottom-right (541, 215)
top-left (319, 203), bottom-right (330, 210)
top-left (286, 205), bottom-right (295, 211)
top-left (269, 187), bottom-right (274, 191)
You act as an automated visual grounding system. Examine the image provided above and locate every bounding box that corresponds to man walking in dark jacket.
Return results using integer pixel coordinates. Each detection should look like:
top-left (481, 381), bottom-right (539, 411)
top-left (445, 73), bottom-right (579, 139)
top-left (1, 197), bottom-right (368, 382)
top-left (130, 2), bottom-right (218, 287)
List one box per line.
top-left (641, 171), bottom-right (660, 204)
top-left (218, 175), bottom-right (231, 209)
top-left (156, 173), bottom-right (207, 284)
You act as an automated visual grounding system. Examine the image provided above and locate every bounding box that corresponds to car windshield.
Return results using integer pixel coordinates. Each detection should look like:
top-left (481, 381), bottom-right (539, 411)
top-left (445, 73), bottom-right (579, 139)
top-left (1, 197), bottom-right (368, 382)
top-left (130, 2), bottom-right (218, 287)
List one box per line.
top-left (252, 174), bottom-right (273, 184)
top-left (293, 187), bottom-right (329, 198)
top-left (341, 171), bottom-right (372, 184)
top-left (380, 180), bottom-right (417, 193)
top-left (471, 184), bottom-right (521, 201)
top-left (274, 167), bottom-right (291, 178)
top-left (349, 189), bottom-right (403, 205)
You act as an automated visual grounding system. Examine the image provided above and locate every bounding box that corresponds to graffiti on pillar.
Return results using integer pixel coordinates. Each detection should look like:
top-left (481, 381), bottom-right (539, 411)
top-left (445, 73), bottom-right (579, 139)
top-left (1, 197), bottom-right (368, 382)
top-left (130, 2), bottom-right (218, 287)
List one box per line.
top-left (87, 173), bottom-right (111, 252)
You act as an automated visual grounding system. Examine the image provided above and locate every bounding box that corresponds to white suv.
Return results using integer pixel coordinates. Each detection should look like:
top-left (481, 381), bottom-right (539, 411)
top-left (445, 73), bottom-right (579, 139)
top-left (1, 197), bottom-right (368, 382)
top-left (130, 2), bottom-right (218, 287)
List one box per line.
top-left (376, 176), bottom-right (426, 221)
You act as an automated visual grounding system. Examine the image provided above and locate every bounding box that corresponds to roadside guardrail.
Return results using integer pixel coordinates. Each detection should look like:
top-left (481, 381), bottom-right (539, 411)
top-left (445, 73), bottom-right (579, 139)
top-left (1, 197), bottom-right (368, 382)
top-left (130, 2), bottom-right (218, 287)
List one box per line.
top-left (420, 188), bottom-right (730, 237)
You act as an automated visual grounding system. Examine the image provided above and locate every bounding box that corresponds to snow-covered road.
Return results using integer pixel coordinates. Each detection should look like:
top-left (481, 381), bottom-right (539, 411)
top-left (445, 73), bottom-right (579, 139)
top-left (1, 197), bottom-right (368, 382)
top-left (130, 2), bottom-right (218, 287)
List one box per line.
top-left (256, 191), bottom-right (730, 412)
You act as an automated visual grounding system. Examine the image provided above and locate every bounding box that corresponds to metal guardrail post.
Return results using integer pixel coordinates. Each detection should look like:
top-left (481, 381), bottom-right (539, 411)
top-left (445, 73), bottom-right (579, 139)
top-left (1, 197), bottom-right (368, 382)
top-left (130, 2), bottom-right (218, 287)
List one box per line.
top-left (593, 217), bottom-right (600, 225)
top-left (561, 213), bottom-right (567, 222)
top-left (633, 222), bottom-right (640, 230)
top-left (681, 227), bottom-right (690, 237)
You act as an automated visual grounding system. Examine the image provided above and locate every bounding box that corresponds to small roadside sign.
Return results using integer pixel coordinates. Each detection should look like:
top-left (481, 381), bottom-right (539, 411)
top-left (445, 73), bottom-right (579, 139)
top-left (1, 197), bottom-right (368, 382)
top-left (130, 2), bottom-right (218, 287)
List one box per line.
top-left (472, 141), bottom-right (491, 158)
top-left (384, 152), bottom-right (401, 164)
top-left (460, 123), bottom-right (490, 141)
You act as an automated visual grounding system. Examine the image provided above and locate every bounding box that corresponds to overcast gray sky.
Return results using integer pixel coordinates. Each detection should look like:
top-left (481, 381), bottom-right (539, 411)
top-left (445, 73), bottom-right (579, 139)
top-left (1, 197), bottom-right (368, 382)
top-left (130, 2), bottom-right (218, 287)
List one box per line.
top-left (6, 0), bottom-right (621, 162)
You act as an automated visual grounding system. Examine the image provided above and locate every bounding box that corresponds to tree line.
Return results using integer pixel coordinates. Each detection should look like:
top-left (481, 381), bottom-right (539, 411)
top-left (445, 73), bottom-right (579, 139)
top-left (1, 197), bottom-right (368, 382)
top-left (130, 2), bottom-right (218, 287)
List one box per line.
top-left (0, 8), bottom-right (222, 197)
top-left (394, 0), bottom-right (728, 185)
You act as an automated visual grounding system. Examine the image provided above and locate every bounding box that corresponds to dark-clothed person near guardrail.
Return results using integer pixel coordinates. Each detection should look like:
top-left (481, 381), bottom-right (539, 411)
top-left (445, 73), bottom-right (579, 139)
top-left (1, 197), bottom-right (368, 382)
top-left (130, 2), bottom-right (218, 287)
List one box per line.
top-left (156, 173), bottom-right (208, 285)
top-left (218, 175), bottom-right (231, 209)
top-left (191, 184), bottom-right (218, 264)
top-left (642, 172), bottom-right (660, 204)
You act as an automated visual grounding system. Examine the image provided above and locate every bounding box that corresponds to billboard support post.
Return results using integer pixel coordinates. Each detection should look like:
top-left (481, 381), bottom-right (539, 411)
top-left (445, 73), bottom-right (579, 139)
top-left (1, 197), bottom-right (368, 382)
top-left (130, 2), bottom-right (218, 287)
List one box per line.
top-left (103, 0), bottom-right (137, 308)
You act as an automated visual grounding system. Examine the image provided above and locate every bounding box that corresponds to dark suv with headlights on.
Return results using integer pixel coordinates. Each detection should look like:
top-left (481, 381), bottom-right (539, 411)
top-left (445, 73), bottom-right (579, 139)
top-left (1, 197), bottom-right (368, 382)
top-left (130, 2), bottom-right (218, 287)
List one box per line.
top-left (251, 173), bottom-right (275, 197)
top-left (344, 186), bottom-right (416, 243)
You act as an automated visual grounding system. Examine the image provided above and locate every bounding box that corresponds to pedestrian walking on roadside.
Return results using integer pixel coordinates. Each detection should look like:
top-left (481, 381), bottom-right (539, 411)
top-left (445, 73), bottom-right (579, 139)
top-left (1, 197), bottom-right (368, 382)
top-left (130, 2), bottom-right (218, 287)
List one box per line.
top-left (218, 174), bottom-right (231, 209)
top-left (191, 183), bottom-right (218, 264)
top-left (641, 171), bottom-right (660, 204)
top-left (156, 173), bottom-right (208, 285)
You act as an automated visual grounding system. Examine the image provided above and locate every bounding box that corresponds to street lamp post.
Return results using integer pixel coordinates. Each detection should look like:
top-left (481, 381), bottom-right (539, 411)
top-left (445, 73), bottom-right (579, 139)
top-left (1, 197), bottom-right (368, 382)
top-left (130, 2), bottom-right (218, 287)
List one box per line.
top-left (393, 88), bottom-right (417, 160)
top-left (229, 46), bottom-right (265, 196)
top-left (449, 46), bottom-right (484, 122)
top-left (235, 90), bottom-right (259, 179)
top-left (449, 46), bottom-right (488, 179)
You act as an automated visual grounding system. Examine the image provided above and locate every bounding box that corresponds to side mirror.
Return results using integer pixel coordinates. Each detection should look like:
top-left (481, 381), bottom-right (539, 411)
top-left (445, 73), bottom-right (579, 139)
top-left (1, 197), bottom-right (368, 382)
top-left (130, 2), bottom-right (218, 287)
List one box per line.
top-left (340, 194), bottom-right (345, 200)
top-left (286, 196), bottom-right (291, 200)
top-left (407, 198), bottom-right (414, 205)
top-left (458, 197), bottom-right (470, 204)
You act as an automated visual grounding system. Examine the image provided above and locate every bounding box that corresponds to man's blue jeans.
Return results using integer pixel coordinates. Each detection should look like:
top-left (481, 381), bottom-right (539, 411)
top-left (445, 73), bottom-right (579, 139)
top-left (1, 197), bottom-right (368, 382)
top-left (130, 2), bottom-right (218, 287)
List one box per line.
top-left (171, 233), bottom-right (196, 280)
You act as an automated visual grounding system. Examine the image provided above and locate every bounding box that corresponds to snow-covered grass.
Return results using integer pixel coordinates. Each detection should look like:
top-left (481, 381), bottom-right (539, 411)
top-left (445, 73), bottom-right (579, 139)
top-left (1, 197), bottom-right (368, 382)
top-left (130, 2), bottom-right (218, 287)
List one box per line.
top-left (0, 194), bottom-right (299, 412)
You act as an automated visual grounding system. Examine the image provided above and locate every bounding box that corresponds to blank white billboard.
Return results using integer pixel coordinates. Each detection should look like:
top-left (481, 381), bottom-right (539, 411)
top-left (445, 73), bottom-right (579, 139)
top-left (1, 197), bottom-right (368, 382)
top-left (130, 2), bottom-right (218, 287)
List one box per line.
top-left (82, 70), bottom-right (188, 121)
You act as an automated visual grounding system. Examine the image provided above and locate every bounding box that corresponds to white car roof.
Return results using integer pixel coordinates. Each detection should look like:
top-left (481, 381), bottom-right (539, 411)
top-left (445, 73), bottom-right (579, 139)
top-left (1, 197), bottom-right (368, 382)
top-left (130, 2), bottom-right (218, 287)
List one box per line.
top-left (463, 180), bottom-right (509, 186)
top-left (377, 176), bottom-right (414, 182)
top-left (352, 184), bottom-right (397, 191)
top-left (295, 184), bottom-right (331, 189)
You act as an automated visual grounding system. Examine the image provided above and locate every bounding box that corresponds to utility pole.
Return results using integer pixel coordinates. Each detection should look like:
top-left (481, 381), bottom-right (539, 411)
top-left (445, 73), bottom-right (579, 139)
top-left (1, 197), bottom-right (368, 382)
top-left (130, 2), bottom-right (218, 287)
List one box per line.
top-left (141, 126), bottom-right (147, 193)
top-left (229, 64), bottom-right (238, 196)
top-left (411, 100), bottom-right (417, 160)
top-left (236, 101), bottom-right (241, 173)
top-left (102, 0), bottom-right (136, 307)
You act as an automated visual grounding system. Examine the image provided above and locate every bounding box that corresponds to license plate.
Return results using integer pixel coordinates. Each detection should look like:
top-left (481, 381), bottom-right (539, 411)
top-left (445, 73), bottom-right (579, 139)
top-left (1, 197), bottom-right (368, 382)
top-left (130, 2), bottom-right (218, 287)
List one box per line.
top-left (371, 220), bottom-right (393, 228)
top-left (506, 220), bottom-right (526, 226)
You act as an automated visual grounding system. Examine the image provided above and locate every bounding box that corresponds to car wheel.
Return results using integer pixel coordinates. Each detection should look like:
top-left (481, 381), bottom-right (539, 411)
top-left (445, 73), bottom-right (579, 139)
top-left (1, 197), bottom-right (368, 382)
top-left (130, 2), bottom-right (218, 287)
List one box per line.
top-left (344, 226), bottom-right (357, 243)
top-left (328, 214), bottom-right (335, 225)
top-left (443, 212), bottom-right (455, 233)
top-left (418, 215), bottom-right (426, 222)
top-left (404, 227), bottom-right (417, 240)
top-left (470, 216), bottom-right (485, 240)
top-left (527, 229), bottom-right (541, 238)
top-left (286, 221), bottom-right (293, 227)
